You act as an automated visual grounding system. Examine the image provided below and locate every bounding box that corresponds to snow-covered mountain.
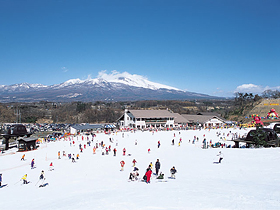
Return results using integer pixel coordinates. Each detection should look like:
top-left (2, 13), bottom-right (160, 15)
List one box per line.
top-left (0, 71), bottom-right (219, 102)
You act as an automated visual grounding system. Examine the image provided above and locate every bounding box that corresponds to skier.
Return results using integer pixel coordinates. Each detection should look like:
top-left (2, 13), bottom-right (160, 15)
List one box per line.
top-left (120, 160), bottom-right (125, 171)
top-left (72, 156), bottom-right (76, 163)
top-left (148, 148), bottom-right (151, 154)
top-left (155, 159), bottom-right (161, 176)
top-left (135, 139), bottom-right (137, 145)
top-left (21, 174), bottom-right (28, 184)
top-left (76, 154), bottom-right (79, 160)
top-left (123, 148), bottom-right (126, 156)
top-left (31, 159), bottom-right (35, 169)
top-left (0, 173), bottom-right (2, 186)
top-left (170, 166), bottom-right (177, 179)
top-left (37, 170), bottom-right (45, 186)
top-left (58, 151), bottom-right (61, 159)
top-left (21, 154), bottom-right (25, 161)
top-left (105, 147), bottom-right (109, 155)
top-left (145, 168), bottom-right (152, 183)
top-left (158, 141), bottom-right (161, 148)
top-left (93, 147), bottom-right (96, 154)
top-left (39, 170), bottom-right (44, 179)
top-left (113, 148), bottom-right (117, 156)
top-left (172, 139), bottom-right (174, 145)
top-left (217, 151), bottom-right (224, 163)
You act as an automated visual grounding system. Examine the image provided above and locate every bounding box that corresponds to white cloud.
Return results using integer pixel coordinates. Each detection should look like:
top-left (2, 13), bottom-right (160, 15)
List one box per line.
top-left (235, 84), bottom-right (280, 94)
top-left (61, 67), bottom-right (68, 73)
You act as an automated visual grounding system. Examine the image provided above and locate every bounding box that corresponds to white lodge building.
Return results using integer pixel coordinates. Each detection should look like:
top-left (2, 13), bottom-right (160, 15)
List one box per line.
top-left (118, 109), bottom-right (175, 129)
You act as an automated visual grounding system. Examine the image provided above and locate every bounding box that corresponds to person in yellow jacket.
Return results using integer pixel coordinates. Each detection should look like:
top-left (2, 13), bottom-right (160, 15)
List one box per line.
top-left (21, 174), bottom-right (28, 184)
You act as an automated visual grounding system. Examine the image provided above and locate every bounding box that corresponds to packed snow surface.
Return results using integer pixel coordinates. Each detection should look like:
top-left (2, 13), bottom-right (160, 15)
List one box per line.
top-left (1, 128), bottom-right (280, 210)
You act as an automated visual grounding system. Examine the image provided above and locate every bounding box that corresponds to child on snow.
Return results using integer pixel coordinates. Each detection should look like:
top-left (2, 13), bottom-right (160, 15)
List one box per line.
top-left (170, 166), bottom-right (177, 179)
top-left (145, 168), bottom-right (152, 183)
top-left (120, 160), bottom-right (125, 171)
top-left (49, 162), bottom-right (54, 171)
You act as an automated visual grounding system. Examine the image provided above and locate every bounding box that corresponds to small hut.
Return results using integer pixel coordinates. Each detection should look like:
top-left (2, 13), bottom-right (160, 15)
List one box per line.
top-left (18, 137), bottom-right (37, 152)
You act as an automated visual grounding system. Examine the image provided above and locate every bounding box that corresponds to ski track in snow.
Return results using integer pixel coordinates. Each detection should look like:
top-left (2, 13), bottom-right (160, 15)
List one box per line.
top-left (1, 128), bottom-right (280, 210)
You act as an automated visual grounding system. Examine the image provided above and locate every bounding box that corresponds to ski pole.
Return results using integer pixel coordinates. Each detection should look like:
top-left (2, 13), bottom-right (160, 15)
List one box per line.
top-left (14, 180), bottom-right (21, 185)
top-left (35, 179), bottom-right (40, 186)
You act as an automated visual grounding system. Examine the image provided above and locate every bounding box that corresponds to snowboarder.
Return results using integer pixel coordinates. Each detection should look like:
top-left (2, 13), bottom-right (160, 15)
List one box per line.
top-left (21, 154), bottom-right (25, 161)
top-left (123, 148), bottom-right (126, 156)
top-left (31, 159), bottom-right (35, 169)
top-left (155, 159), bottom-right (161, 176)
top-left (120, 160), bottom-right (125, 171)
top-left (217, 151), bottom-right (224, 163)
top-left (21, 174), bottom-right (28, 184)
top-left (170, 166), bottom-right (177, 179)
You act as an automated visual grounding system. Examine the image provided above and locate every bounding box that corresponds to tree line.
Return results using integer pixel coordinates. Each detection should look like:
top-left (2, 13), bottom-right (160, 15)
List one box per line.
top-left (0, 89), bottom-right (278, 124)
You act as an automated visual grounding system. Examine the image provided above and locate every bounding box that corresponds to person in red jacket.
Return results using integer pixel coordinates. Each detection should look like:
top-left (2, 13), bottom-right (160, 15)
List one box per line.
top-left (145, 168), bottom-right (152, 183)
top-left (123, 148), bottom-right (126, 156)
top-left (120, 160), bottom-right (125, 171)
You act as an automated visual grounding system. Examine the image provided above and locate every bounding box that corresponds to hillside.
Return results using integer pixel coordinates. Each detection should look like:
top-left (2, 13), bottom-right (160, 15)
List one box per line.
top-left (248, 99), bottom-right (280, 118)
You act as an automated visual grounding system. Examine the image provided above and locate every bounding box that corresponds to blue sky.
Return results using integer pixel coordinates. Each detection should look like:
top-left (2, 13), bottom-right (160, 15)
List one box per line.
top-left (0, 0), bottom-right (279, 97)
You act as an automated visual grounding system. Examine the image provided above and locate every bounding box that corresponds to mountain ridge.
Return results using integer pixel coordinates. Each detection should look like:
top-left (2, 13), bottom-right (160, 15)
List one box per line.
top-left (0, 72), bottom-right (220, 102)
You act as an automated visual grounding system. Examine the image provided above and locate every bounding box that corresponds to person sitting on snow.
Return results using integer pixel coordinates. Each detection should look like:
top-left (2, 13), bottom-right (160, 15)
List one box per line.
top-left (157, 172), bottom-right (164, 179)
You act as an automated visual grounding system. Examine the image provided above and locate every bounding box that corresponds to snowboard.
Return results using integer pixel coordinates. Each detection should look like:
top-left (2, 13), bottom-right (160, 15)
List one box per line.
top-left (39, 183), bottom-right (49, 188)
top-left (168, 177), bottom-right (176, 179)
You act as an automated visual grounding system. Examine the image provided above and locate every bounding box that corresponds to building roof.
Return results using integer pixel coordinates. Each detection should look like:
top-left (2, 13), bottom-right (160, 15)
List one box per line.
top-left (18, 137), bottom-right (38, 142)
top-left (128, 110), bottom-right (175, 118)
top-left (181, 114), bottom-right (225, 124)
top-left (172, 113), bottom-right (189, 124)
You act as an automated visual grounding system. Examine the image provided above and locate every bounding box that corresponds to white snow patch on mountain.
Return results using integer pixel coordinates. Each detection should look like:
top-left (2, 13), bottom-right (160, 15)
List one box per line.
top-left (57, 93), bottom-right (82, 98)
top-left (97, 70), bottom-right (180, 91)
